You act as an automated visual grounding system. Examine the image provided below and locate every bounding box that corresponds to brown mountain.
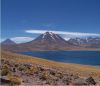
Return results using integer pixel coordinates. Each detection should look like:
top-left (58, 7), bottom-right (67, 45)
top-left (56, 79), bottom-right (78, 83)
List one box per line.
top-left (1, 32), bottom-right (77, 52)
top-left (1, 39), bottom-right (16, 45)
top-left (1, 32), bottom-right (100, 52)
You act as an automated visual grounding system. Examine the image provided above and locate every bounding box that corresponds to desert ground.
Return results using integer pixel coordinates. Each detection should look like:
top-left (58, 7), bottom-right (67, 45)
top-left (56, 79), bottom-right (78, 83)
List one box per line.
top-left (1, 50), bottom-right (100, 85)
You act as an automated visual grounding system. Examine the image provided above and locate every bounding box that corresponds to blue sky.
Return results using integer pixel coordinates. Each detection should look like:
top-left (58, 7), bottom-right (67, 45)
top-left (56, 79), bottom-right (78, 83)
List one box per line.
top-left (1, 0), bottom-right (100, 43)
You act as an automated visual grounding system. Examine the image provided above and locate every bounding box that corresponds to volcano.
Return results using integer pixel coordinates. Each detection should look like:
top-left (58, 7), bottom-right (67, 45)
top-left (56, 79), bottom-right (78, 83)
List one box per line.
top-left (33, 32), bottom-right (67, 44)
top-left (1, 32), bottom-right (77, 51)
top-left (21, 32), bottom-right (75, 51)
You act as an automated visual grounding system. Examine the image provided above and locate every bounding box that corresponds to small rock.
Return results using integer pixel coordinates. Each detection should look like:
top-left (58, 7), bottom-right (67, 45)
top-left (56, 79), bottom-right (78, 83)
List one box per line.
top-left (86, 76), bottom-right (96, 85)
top-left (71, 78), bottom-right (87, 85)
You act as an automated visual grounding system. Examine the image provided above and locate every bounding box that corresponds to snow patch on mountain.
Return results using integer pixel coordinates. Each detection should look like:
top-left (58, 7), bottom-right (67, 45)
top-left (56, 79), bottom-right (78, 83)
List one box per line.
top-left (68, 37), bottom-right (100, 45)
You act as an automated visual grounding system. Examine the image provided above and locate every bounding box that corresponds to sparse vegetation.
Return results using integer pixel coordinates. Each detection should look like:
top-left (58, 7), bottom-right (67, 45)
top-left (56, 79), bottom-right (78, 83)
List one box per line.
top-left (1, 50), bottom-right (100, 85)
top-left (25, 66), bottom-right (38, 75)
top-left (8, 75), bottom-right (22, 85)
top-left (86, 76), bottom-right (96, 85)
top-left (1, 64), bottom-right (10, 76)
top-left (41, 71), bottom-right (55, 80)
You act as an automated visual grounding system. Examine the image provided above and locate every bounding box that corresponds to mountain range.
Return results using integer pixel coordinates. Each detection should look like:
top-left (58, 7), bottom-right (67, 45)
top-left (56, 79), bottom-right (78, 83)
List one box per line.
top-left (68, 37), bottom-right (100, 48)
top-left (1, 32), bottom-right (100, 51)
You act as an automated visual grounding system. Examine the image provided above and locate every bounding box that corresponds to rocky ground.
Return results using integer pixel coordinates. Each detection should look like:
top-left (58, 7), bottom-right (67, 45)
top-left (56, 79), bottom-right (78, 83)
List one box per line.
top-left (0, 59), bottom-right (98, 86)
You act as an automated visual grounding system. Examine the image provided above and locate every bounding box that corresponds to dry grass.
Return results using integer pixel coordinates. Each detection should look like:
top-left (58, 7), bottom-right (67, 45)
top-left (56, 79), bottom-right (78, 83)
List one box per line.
top-left (1, 64), bottom-right (10, 76)
top-left (1, 50), bottom-right (100, 81)
top-left (8, 75), bottom-right (22, 85)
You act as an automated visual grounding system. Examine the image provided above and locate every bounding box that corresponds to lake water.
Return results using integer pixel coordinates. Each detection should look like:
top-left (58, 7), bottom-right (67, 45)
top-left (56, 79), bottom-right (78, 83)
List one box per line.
top-left (17, 51), bottom-right (100, 66)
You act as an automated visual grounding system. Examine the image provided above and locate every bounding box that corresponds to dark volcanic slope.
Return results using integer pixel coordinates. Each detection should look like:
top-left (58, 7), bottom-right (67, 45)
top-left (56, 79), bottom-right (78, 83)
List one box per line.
top-left (34, 32), bottom-right (67, 44)
top-left (1, 39), bottom-right (16, 45)
top-left (1, 32), bottom-right (77, 52)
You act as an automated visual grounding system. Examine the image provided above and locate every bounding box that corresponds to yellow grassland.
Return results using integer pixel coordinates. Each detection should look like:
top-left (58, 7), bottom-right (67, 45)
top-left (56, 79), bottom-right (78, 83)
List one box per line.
top-left (1, 50), bottom-right (100, 81)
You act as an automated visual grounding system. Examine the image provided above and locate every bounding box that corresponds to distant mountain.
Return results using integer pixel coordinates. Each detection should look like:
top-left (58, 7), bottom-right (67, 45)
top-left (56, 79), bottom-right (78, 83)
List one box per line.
top-left (1, 32), bottom-right (77, 51)
top-left (68, 37), bottom-right (100, 48)
top-left (1, 32), bottom-right (100, 52)
top-left (1, 39), bottom-right (16, 45)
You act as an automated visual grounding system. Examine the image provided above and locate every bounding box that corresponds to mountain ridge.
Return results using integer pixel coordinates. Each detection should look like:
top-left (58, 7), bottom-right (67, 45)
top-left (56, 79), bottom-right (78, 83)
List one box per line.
top-left (1, 32), bottom-right (100, 51)
top-left (68, 37), bottom-right (100, 48)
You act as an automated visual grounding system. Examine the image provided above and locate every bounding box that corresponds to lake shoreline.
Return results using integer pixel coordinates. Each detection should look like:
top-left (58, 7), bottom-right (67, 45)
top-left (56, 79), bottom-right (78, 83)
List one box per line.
top-left (16, 49), bottom-right (100, 52)
top-left (1, 52), bottom-right (100, 84)
top-left (1, 50), bottom-right (100, 85)
top-left (17, 51), bottom-right (100, 66)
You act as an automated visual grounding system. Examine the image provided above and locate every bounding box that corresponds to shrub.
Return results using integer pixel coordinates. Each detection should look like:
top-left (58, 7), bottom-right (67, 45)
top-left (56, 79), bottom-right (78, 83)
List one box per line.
top-left (1, 69), bottom-right (9, 76)
top-left (55, 72), bottom-right (63, 79)
top-left (14, 64), bottom-right (19, 67)
top-left (40, 71), bottom-right (57, 81)
top-left (18, 66), bottom-right (26, 71)
top-left (26, 66), bottom-right (38, 75)
top-left (1, 64), bottom-right (10, 76)
top-left (2, 64), bottom-right (9, 69)
top-left (8, 75), bottom-right (22, 85)
top-left (38, 67), bottom-right (45, 72)
top-left (86, 76), bottom-right (96, 85)
top-left (50, 70), bottom-right (56, 76)
top-left (1, 59), bottom-right (5, 63)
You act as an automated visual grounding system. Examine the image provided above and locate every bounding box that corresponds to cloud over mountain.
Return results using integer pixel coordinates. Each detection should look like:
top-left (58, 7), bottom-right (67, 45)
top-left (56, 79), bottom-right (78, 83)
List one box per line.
top-left (25, 30), bottom-right (100, 38)
top-left (11, 37), bottom-right (34, 43)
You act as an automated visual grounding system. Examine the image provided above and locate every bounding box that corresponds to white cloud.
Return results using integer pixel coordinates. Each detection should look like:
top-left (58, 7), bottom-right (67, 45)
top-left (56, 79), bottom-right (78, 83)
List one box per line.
top-left (63, 37), bottom-right (71, 41)
top-left (25, 29), bottom-right (100, 37)
top-left (0, 38), bottom-right (6, 43)
top-left (11, 37), bottom-right (34, 43)
top-left (26, 30), bottom-right (48, 34)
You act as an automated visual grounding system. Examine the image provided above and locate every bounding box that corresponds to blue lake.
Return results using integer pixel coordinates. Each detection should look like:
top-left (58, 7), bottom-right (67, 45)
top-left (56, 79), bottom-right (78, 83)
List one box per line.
top-left (17, 51), bottom-right (100, 66)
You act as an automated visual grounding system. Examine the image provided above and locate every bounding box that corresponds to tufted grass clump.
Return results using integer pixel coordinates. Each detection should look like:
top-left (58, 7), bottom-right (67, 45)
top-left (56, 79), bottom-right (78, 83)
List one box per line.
top-left (40, 71), bottom-right (57, 81)
top-left (25, 66), bottom-right (38, 75)
top-left (8, 75), bottom-right (22, 85)
top-left (1, 64), bottom-right (10, 76)
top-left (55, 72), bottom-right (63, 79)
top-left (18, 65), bottom-right (26, 72)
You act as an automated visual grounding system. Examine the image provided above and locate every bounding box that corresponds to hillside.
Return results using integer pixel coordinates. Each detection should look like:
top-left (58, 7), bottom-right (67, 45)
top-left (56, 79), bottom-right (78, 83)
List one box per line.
top-left (1, 50), bottom-right (100, 85)
top-left (1, 39), bottom-right (16, 45)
